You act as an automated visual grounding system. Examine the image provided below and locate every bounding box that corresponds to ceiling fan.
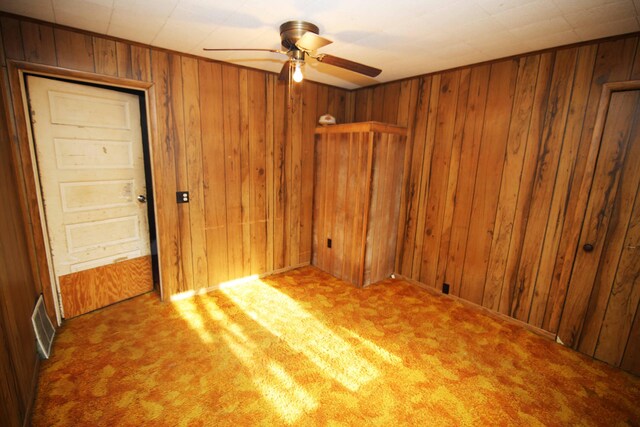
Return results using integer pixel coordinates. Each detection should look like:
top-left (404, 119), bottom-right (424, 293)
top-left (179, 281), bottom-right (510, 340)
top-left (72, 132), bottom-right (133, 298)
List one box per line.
top-left (204, 20), bottom-right (382, 83)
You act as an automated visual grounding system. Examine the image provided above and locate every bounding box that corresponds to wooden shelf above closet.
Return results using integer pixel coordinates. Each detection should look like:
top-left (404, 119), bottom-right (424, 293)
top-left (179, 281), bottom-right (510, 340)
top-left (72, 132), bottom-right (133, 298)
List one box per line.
top-left (312, 121), bottom-right (408, 287)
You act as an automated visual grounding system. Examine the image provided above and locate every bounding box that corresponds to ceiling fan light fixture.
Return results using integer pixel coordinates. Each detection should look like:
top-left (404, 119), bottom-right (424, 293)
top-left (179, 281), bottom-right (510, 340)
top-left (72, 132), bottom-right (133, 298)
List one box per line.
top-left (292, 61), bottom-right (304, 83)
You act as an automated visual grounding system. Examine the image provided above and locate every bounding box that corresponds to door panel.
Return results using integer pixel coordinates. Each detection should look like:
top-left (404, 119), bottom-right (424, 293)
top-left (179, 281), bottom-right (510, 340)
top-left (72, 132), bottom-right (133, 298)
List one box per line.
top-left (27, 75), bottom-right (152, 318)
top-left (558, 87), bottom-right (640, 375)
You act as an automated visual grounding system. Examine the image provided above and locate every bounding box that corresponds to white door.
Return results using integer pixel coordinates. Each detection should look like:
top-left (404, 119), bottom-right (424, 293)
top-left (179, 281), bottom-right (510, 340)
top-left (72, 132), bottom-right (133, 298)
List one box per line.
top-left (27, 75), bottom-right (153, 318)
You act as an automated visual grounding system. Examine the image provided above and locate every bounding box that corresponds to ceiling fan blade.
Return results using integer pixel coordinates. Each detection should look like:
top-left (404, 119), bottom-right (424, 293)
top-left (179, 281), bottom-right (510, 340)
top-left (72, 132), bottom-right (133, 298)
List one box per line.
top-left (278, 61), bottom-right (291, 81)
top-left (295, 32), bottom-right (332, 51)
top-left (317, 54), bottom-right (381, 77)
top-left (203, 48), bottom-right (286, 55)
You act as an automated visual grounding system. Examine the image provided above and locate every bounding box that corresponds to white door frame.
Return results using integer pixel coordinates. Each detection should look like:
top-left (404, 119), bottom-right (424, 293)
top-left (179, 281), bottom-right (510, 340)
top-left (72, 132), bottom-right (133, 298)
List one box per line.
top-left (6, 61), bottom-right (162, 325)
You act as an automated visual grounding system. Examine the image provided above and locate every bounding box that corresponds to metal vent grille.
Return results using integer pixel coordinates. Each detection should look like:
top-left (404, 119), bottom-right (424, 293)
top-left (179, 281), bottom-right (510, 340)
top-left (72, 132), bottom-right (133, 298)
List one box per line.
top-left (31, 294), bottom-right (55, 359)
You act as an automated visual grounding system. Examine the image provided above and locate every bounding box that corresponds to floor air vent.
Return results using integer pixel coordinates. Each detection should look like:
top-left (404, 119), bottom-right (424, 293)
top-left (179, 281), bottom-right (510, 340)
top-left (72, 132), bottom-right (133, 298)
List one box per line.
top-left (31, 294), bottom-right (55, 359)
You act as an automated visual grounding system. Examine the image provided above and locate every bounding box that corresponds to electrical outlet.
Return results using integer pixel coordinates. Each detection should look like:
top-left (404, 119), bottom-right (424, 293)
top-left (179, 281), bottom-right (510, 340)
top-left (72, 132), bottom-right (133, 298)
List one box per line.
top-left (327, 238), bottom-right (332, 249)
top-left (442, 283), bottom-right (450, 294)
top-left (176, 191), bottom-right (189, 203)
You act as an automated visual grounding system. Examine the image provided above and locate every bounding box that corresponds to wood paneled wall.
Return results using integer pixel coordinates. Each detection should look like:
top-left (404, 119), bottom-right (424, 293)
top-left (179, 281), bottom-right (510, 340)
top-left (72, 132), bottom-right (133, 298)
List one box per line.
top-left (0, 14), bottom-right (353, 302)
top-left (0, 53), bottom-right (39, 426)
top-left (352, 34), bottom-right (640, 334)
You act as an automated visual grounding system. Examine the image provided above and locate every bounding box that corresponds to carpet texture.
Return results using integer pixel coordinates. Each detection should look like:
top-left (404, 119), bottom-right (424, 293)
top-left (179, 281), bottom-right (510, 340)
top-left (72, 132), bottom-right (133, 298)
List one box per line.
top-left (33, 267), bottom-right (640, 426)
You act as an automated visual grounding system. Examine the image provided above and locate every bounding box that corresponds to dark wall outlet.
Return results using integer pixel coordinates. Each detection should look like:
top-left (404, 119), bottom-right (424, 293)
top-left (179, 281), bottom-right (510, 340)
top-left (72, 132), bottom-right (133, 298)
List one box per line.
top-left (176, 191), bottom-right (189, 203)
top-left (442, 283), bottom-right (450, 294)
top-left (327, 238), bottom-right (332, 248)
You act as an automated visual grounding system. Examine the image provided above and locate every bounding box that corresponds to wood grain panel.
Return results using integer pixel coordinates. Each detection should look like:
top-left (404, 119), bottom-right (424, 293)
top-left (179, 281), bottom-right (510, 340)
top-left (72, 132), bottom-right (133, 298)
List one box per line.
top-left (444, 65), bottom-right (490, 296)
top-left (545, 38), bottom-right (639, 333)
top-left (349, 32), bottom-right (640, 366)
top-left (482, 55), bottom-right (540, 311)
top-left (115, 42), bottom-right (133, 79)
top-left (59, 256), bottom-right (153, 318)
top-left (558, 91), bottom-right (639, 348)
top-left (577, 90), bottom-right (640, 355)
top-left (54, 28), bottom-right (94, 72)
top-left (594, 179), bottom-right (640, 366)
top-left (92, 37), bottom-right (117, 76)
top-left (536, 45), bottom-right (598, 329)
top-left (509, 49), bottom-right (577, 322)
top-left (181, 56), bottom-right (208, 289)
top-left (418, 70), bottom-right (460, 287)
top-left (1, 14), bottom-right (352, 423)
top-left (313, 123), bottom-right (406, 287)
top-left (459, 60), bottom-right (517, 304)
top-left (0, 16), bottom-right (24, 60)
top-left (199, 60), bottom-right (229, 285)
top-left (21, 21), bottom-right (56, 65)
top-left (149, 50), bottom-right (180, 294)
top-left (0, 77), bottom-right (39, 426)
top-left (434, 69), bottom-right (470, 290)
top-left (248, 70), bottom-right (267, 274)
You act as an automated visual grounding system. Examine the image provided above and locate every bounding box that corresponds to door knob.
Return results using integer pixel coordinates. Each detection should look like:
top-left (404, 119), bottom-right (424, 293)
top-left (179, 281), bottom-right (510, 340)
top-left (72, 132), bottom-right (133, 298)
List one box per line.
top-left (137, 195), bottom-right (147, 203)
top-left (583, 243), bottom-right (594, 252)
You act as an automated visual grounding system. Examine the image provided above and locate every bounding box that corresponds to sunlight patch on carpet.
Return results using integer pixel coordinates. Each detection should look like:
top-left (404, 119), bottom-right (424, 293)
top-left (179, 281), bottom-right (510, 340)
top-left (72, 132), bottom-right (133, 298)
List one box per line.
top-left (221, 279), bottom-right (380, 392)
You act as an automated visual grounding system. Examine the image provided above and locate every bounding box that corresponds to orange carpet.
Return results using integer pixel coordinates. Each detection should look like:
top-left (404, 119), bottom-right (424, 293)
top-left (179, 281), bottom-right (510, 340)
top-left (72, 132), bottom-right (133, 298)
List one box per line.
top-left (33, 266), bottom-right (640, 426)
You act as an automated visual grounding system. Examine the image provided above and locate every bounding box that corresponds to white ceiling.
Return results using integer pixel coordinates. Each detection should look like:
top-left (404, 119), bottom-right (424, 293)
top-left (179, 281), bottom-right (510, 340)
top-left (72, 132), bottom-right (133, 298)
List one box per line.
top-left (2, 0), bottom-right (639, 89)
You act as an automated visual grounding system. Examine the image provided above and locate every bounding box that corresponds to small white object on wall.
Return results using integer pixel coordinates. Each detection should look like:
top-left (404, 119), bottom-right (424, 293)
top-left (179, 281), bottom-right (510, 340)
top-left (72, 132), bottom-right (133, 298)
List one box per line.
top-left (318, 114), bottom-right (336, 125)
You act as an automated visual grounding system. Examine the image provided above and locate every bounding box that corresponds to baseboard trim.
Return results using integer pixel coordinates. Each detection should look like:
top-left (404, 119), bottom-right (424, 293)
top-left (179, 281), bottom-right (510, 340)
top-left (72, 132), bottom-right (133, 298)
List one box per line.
top-left (169, 263), bottom-right (311, 301)
top-left (394, 274), bottom-right (556, 341)
top-left (23, 356), bottom-right (40, 427)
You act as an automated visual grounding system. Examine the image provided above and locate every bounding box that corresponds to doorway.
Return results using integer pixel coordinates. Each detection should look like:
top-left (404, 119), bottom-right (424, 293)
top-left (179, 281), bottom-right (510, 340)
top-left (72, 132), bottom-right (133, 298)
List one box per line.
top-left (558, 82), bottom-right (640, 375)
top-left (25, 75), bottom-right (157, 319)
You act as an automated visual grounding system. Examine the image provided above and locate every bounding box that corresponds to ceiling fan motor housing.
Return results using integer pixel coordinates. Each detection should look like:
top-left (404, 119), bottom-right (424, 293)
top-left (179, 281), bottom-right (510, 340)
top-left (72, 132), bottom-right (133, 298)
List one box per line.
top-left (280, 21), bottom-right (320, 50)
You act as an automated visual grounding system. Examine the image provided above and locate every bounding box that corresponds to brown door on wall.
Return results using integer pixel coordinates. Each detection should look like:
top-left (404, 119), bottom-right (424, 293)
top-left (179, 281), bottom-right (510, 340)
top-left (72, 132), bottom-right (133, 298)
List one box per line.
top-left (558, 85), bottom-right (640, 375)
top-left (27, 75), bottom-right (153, 319)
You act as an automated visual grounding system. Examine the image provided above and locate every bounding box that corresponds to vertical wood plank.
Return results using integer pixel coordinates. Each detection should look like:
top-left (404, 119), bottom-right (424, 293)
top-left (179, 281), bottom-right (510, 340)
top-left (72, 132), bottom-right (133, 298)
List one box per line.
top-left (410, 75), bottom-right (440, 281)
top-left (621, 305), bottom-right (640, 375)
top-left (533, 46), bottom-right (597, 328)
top-left (482, 55), bottom-right (540, 311)
top-left (92, 37), bottom-right (118, 76)
top-left (459, 59), bottom-right (517, 304)
top-left (435, 69), bottom-right (471, 289)
top-left (168, 54), bottom-right (192, 293)
top-left (221, 66), bottom-right (243, 279)
top-left (299, 83), bottom-right (318, 263)
top-left (131, 45), bottom-right (152, 81)
top-left (289, 85), bottom-right (303, 266)
top-left (400, 77), bottom-right (427, 277)
top-left (54, 28), bottom-right (94, 72)
top-left (248, 70), bottom-right (267, 274)
top-left (509, 48), bottom-right (578, 322)
top-left (20, 21), bottom-right (56, 65)
top-left (419, 70), bottom-right (460, 287)
top-left (239, 69), bottom-right (251, 276)
top-left (265, 75), bottom-right (275, 272)
top-left (150, 50), bottom-right (180, 296)
top-left (594, 181), bottom-right (640, 366)
top-left (498, 53), bottom-right (554, 315)
top-left (181, 56), bottom-right (208, 289)
top-left (394, 79), bottom-right (419, 273)
top-left (116, 42), bottom-right (133, 79)
top-left (199, 60), bottom-right (229, 285)
top-left (444, 65), bottom-right (490, 295)
top-left (1, 16), bottom-right (25, 60)
top-left (273, 80), bottom-right (287, 270)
